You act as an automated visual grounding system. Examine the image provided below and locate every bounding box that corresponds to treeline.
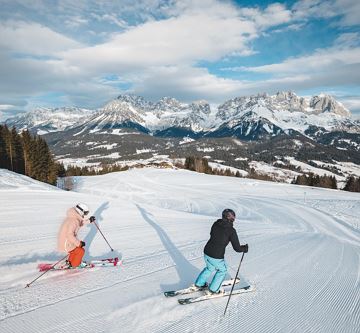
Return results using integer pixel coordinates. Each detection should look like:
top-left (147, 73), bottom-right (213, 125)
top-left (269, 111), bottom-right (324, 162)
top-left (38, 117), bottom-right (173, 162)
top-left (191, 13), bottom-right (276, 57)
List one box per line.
top-left (184, 156), bottom-right (242, 177)
top-left (292, 173), bottom-right (337, 189)
top-left (183, 156), bottom-right (274, 180)
top-left (184, 156), bottom-right (360, 192)
top-left (292, 173), bottom-right (360, 192)
top-left (65, 164), bottom-right (129, 176)
top-left (0, 125), bottom-right (60, 184)
top-left (63, 160), bottom-right (177, 178)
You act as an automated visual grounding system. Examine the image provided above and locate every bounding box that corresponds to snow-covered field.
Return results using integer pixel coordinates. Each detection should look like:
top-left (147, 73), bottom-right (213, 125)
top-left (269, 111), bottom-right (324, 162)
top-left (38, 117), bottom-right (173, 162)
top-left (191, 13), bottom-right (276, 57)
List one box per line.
top-left (0, 168), bottom-right (359, 333)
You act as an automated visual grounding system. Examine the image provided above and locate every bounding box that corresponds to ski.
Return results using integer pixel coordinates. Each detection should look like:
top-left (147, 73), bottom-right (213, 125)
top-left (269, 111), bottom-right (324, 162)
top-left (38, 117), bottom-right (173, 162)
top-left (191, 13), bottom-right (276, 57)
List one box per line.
top-left (38, 257), bottom-right (121, 272)
top-left (178, 285), bottom-right (255, 305)
top-left (164, 278), bottom-right (240, 297)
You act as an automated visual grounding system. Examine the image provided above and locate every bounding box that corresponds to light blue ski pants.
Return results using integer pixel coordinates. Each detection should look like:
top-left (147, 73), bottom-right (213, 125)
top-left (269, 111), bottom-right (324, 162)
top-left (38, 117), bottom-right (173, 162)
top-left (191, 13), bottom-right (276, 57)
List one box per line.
top-left (195, 254), bottom-right (227, 292)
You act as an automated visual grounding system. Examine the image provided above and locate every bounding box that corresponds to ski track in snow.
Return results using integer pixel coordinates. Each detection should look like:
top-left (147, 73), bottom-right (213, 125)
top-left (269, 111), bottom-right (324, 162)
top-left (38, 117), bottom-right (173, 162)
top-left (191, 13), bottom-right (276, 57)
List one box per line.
top-left (0, 168), bottom-right (359, 333)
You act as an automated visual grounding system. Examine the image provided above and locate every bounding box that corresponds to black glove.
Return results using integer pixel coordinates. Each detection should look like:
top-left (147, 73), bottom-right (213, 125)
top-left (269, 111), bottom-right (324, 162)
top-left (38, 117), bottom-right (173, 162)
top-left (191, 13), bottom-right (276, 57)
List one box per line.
top-left (79, 241), bottom-right (86, 248)
top-left (240, 244), bottom-right (248, 253)
top-left (89, 216), bottom-right (96, 223)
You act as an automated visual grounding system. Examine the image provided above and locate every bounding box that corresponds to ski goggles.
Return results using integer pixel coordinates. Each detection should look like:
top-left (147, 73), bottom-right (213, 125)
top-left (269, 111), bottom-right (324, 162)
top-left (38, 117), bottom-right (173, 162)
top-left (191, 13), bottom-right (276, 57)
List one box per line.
top-left (76, 205), bottom-right (89, 215)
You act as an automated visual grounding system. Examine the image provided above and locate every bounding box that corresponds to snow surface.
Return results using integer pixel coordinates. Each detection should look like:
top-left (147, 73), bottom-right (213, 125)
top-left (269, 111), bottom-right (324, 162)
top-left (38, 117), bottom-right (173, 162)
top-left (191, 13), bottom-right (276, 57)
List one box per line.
top-left (284, 157), bottom-right (348, 183)
top-left (208, 162), bottom-right (248, 177)
top-left (91, 143), bottom-right (118, 150)
top-left (0, 168), bottom-right (359, 333)
top-left (179, 137), bottom-right (195, 145)
top-left (249, 160), bottom-right (301, 182)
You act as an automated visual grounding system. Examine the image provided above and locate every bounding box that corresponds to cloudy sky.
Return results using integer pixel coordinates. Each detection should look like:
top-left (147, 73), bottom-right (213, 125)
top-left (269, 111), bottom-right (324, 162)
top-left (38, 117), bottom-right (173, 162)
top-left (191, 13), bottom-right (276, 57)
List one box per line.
top-left (0, 0), bottom-right (359, 120)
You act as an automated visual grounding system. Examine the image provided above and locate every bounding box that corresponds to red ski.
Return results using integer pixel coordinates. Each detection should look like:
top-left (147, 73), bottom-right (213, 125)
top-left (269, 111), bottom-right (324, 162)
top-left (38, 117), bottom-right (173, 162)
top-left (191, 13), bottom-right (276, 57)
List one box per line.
top-left (38, 257), bottom-right (121, 272)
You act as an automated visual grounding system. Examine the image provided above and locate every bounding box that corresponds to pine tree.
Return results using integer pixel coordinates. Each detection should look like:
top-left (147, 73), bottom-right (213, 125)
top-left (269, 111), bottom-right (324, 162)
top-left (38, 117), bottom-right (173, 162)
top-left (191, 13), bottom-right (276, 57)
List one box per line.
top-left (344, 176), bottom-right (360, 192)
top-left (184, 156), bottom-right (211, 174)
top-left (10, 127), bottom-right (25, 174)
top-left (0, 126), bottom-right (62, 185)
top-left (3, 127), bottom-right (24, 173)
top-left (330, 176), bottom-right (337, 189)
top-left (30, 137), bottom-right (51, 182)
top-left (293, 174), bottom-right (308, 185)
top-left (185, 156), bottom-right (195, 171)
top-left (56, 162), bottom-right (66, 177)
top-left (21, 130), bottom-right (33, 176)
top-left (0, 125), bottom-right (10, 169)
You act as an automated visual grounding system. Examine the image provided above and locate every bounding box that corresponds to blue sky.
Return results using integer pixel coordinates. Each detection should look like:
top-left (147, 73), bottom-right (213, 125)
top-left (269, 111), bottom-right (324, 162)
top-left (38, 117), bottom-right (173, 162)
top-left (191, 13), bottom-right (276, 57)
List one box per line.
top-left (0, 0), bottom-right (359, 120)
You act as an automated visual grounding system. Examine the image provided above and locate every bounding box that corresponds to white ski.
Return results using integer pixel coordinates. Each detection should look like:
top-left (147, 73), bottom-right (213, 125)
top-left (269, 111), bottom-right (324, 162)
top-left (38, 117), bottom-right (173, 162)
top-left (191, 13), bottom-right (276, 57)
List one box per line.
top-left (178, 285), bottom-right (255, 304)
top-left (164, 278), bottom-right (240, 297)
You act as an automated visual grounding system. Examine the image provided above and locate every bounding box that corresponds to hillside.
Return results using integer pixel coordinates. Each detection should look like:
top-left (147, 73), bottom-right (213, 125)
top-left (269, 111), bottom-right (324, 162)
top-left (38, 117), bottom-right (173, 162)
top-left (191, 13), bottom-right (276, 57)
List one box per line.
top-left (0, 168), bottom-right (359, 332)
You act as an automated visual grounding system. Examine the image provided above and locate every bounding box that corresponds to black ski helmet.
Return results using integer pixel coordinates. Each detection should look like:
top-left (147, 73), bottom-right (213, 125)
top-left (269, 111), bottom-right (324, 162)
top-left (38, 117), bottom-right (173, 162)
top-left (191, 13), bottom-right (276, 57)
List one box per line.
top-left (222, 208), bottom-right (236, 223)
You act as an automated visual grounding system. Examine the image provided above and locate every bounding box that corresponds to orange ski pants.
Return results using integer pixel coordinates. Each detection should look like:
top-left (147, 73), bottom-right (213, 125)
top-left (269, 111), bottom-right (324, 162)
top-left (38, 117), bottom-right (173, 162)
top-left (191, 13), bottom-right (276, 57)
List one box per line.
top-left (68, 247), bottom-right (85, 267)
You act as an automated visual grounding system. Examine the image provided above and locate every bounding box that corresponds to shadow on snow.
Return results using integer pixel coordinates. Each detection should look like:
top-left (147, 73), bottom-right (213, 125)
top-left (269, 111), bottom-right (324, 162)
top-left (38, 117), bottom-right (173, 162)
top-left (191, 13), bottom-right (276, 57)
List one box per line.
top-left (84, 201), bottom-right (122, 261)
top-left (136, 204), bottom-right (199, 291)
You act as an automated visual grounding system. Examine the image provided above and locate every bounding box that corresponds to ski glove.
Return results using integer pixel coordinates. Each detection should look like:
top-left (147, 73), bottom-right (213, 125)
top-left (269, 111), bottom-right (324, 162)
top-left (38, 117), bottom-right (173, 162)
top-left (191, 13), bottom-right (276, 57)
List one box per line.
top-left (89, 216), bottom-right (96, 223)
top-left (240, 244), bottom-right (248, 253)
top-left (79, 241), bottom-right (86, 248)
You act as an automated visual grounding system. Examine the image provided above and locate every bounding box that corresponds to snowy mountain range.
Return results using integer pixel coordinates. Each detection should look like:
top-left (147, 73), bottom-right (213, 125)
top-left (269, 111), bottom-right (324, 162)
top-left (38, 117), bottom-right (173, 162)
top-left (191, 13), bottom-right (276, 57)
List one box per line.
top-left (73, 92), bottom-right (359, 139)
top-left (5, 106), bottom-right (95, 134)
top-left (4, 92), bottom-right (360, 183)
top-left (5, 92), bottom-right (359, 138)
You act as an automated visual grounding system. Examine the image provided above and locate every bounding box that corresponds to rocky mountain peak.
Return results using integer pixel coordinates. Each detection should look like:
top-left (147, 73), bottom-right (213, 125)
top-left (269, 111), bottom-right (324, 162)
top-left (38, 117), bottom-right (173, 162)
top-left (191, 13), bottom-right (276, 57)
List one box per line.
top-left (310, 94), bottom-right (350, 117)
top-left (190, 100), bottom-right (211, 115)
top-left (273, 91), bottom-right (308, 112)
top-left (154, 97), bottom-right (183, 112)
top-left (99, 99), bottom-right (146, 126)
top-left (116, 94), bottom-right (151, 110)
top-left (275, 91), bottom-right (298, 101)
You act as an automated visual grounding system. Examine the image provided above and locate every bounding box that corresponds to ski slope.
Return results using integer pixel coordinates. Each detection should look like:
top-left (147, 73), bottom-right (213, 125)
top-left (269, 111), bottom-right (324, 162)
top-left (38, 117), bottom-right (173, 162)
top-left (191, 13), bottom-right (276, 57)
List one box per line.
top-left (0, 168), bottom-right (359, 333)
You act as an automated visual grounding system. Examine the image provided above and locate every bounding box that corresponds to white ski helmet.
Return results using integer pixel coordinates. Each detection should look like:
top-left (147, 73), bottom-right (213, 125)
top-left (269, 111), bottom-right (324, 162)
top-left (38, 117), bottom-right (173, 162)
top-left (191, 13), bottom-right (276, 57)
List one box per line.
top-left (75, 203), bottom-right (89, 217)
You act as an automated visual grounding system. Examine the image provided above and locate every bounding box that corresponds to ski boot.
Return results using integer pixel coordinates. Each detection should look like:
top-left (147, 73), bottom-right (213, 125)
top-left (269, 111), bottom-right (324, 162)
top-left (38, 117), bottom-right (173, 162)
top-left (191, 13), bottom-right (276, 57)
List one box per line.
top-left (205, 287), bottom-right (225, 296)
top-left (78, 261), bottom-right (88, 268)
top-left (189, 282), bottom-right (208, 292)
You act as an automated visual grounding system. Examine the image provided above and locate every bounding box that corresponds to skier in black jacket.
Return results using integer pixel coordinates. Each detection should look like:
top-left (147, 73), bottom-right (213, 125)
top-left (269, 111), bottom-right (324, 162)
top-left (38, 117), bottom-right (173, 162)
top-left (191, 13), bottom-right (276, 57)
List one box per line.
top-left (194, 209), bottom-right (248, 294)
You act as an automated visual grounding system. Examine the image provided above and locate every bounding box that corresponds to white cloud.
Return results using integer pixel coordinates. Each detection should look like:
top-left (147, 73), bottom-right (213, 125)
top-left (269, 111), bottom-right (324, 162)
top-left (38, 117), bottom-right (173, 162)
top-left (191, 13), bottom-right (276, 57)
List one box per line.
top-left (0, 104), bottom-right (24, 121)
top-left (217, 33), bottom-right (360, 104)
top-left (0, 104), bottom-right (14, 110)
top-left (90, 13), bottom-right (128, 29)
top-left (238, 34), bottom-right (360, 76)
top-left (130, 65), bottom-right (247, 102)
top-left (61, 11), bottom-right (258, 72)
top-left (292, 0), bottom-right (360, 27)
top-left (240, 3), bottom-right (292, 28)
top-left (0, 21), bottom-right (82, 55)
top-left (242, 48), bottom-right (360, 75)
top-left (334, 32), bottom-right (360, 48)
top-left (64, 16), bottom-right (89, 28)
top-left (338, 96), bottom-right (360, 118)
top-left (0, 0), bottom-right (359, 111)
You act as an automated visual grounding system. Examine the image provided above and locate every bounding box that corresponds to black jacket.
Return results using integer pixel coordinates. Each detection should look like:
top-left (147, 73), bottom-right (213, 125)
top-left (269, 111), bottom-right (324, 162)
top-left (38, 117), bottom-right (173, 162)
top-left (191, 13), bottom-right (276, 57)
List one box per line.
top-left (204, 219), bottom-right (243, 259)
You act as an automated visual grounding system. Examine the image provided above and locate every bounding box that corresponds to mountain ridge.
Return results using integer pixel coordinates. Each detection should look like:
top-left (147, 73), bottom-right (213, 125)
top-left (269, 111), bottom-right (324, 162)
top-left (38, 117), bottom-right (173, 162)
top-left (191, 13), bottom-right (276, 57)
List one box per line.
top-left (5, 91), bottom-right (357, 138)
top-left (4, 91), bottom-right (359, 181)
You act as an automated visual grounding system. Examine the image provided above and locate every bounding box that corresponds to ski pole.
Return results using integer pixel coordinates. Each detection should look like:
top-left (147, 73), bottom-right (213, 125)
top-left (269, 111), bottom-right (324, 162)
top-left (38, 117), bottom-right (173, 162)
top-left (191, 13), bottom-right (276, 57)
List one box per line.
top-left (93, 220), bottom-right (114, 251)
top-left (224, 252), bottom-right (245, 316)
top-left (25, 254), bottom-right (69, 288)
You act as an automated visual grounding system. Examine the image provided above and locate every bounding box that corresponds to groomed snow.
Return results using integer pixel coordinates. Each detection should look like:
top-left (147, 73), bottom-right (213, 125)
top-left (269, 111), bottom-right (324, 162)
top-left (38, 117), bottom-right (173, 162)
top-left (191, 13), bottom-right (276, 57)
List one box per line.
top-left (0, 168), bottom-right (359, 333)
